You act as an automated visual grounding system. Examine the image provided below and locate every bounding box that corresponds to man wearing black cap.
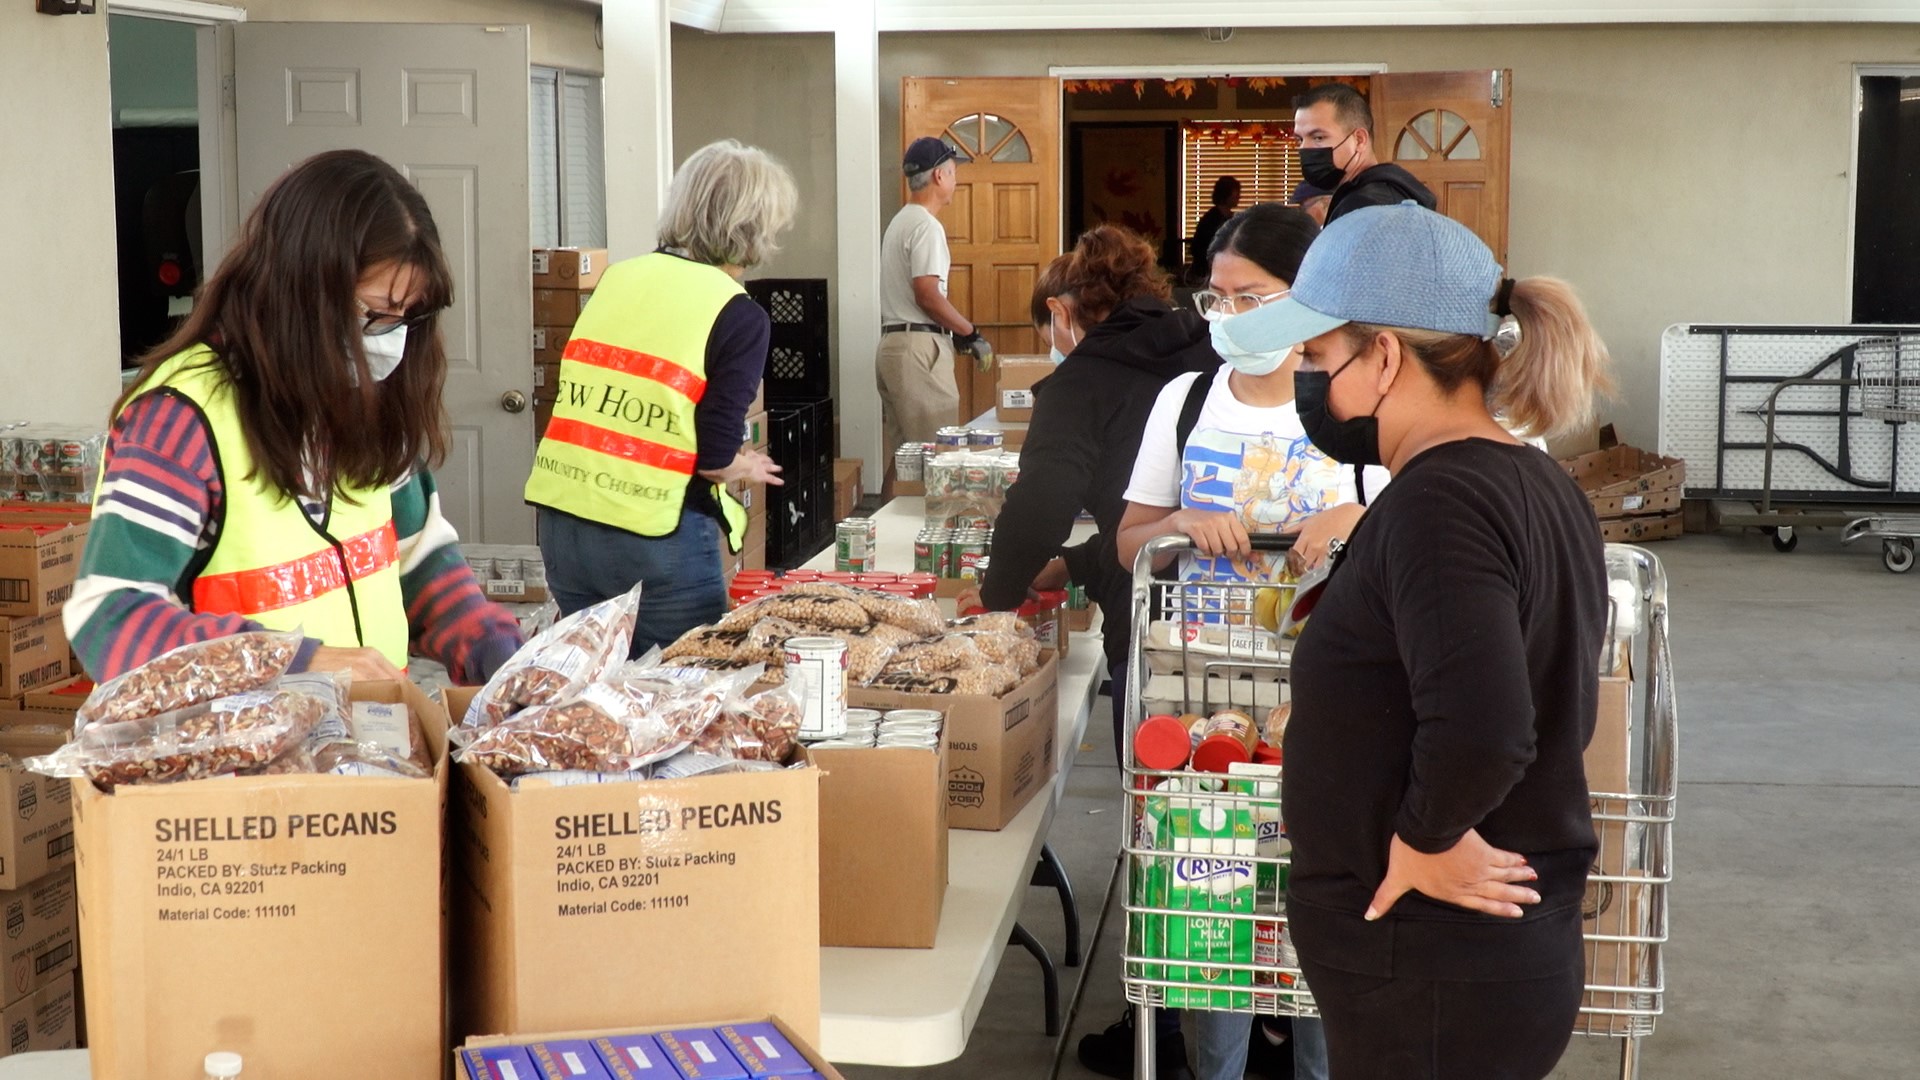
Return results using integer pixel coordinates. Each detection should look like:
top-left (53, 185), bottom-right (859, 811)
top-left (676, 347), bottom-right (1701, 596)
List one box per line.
top-left (877, 136), bottom-right (993, 483)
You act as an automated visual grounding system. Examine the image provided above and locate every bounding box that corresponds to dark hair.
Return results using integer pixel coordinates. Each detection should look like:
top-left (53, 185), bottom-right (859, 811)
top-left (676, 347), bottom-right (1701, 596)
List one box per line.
top-left (1052, 225), bottom-right (1170, 327)
top-left (1208, 202), bottom-right (1320, 285)
top-left (1293, 83), bottom-right (1373, 137)
top-left (1030, 254), bottom-right (1074, 326)
top-left (117, 150), bottom-right (454, 502)
top-left (1210, 175), bottom-right (1242, 205)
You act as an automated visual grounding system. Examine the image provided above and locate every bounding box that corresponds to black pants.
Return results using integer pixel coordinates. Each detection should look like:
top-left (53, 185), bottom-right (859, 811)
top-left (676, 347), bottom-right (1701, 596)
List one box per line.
top-left (1298, 958), bottom-right (1583, 1080)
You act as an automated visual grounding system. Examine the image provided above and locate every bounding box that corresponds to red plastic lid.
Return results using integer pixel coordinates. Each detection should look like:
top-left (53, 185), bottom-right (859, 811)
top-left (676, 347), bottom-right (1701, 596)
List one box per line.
top-left (856, 573), bottom-right (900, 585)
top-left (54, 678), bottom-right (94, 696)
top-left (901, 572), bottom-right (938, 584)
top-left (783, 570), bottom-right (823, 582)
top-left (956, 603), bottom-right (988, 617)
top-left (1016, 600), bottom-right (1041, 617)
top-left (1192, 733), bottom-right (1254, 774)
top-left (1253, 743), bottom-right (1283, 766)
top-left (734, 570), bottom-right (776, 583)
top-left (878, 583), bottom-right (919, 596)
top-left (1034, 588), bottom-right (1068, 609)
top-left (1135, 715), bottom-right (1192, 772)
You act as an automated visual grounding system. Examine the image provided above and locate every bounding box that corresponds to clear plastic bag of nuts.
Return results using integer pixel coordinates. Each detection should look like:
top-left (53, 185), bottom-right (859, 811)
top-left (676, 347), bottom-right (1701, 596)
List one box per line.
top-left (72, 630), bottom-right (304, 731)
top-left (31, 685), bottom-right (332, 790)
top-left (462, 583), bottom-right (643, 728)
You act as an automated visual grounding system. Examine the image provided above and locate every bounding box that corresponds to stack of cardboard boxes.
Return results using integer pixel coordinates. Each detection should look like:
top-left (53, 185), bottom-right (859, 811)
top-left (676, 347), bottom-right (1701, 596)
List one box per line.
top-left (0, 502), bottom-right (88, 1058)
top-left (531, 248), bottom-right (608, 444)
top-left (1560, 427), bottom-right (1687, 543)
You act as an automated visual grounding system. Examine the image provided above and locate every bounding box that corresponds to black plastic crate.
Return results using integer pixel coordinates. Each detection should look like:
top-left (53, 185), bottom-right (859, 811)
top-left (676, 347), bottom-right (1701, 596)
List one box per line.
top-left (768, 396), bottom-right (834, 481)
top-left (747, 278), bottom-right (832, 400)
top-left (766, 466), bottom-right (824, 567)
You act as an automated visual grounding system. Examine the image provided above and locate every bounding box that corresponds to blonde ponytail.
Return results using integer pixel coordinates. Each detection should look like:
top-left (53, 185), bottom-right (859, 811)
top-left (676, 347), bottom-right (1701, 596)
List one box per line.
top-left (1492, 277), bottom-right (1615, 439)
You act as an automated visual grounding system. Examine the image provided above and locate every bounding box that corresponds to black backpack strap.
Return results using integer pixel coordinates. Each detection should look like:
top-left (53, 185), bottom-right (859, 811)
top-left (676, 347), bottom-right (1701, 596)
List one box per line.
top-left (1355, 463), bottom-right (1369, 507)
top-left (1174, 372), bottom-right (1211, 467)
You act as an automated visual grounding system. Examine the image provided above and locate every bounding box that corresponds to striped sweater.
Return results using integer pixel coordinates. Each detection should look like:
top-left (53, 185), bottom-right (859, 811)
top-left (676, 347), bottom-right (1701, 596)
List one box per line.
top-left (67, 389), bottom-right (524, 684)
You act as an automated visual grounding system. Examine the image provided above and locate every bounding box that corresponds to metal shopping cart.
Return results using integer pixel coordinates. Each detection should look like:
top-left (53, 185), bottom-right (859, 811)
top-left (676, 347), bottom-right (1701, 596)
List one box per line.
top-left (1842, 338), bottom-right (1920, 571)
top-left (1118, 536), bottom-right (1677, 1080)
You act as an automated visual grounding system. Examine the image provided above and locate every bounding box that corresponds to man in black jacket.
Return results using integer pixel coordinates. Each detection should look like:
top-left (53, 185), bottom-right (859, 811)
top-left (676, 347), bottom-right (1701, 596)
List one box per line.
top-left (1293, 83), bottom-right (1437, 224)
top-left (975, 296), bottom-right (1218, 683)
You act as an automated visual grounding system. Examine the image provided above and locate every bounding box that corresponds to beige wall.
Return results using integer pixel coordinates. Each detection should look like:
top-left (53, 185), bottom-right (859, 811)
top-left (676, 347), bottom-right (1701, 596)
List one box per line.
top-left (0, 8), bottom-right (123, 426)
top-left (670, 28), bottom-right (840, 387)
top-left (237, 0), bottom-right (602, 70)
top-left (693, 22), bottom-right (1906, 447)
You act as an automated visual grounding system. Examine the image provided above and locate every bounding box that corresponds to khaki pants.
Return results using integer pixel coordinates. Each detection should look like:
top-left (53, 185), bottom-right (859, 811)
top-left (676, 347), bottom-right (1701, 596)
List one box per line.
top-left (875, 330), bottom-right (959, 454)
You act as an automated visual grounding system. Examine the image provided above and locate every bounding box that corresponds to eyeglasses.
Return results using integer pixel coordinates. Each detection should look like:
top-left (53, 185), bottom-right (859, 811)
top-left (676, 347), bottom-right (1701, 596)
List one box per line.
top-left (358, 301), bottom-right (441, 337)
top-left (1193, 288), bottom-right (1290, 319)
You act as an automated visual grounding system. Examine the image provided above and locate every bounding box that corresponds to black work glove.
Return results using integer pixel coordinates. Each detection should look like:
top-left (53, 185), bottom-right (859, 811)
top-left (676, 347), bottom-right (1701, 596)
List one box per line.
top-left (955, 331), bottom-right (995, 372)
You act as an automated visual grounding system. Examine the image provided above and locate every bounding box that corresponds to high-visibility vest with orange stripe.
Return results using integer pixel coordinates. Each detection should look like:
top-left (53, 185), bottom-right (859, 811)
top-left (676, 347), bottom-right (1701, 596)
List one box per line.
top-left (524, 252), bottom-right (749, 551)
top-left (122, 347), bottom-right (410, 666)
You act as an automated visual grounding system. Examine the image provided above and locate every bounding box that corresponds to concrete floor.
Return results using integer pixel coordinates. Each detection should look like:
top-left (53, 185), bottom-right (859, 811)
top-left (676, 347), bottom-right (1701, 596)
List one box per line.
top-left (839, 527), bottom-right (1920, 1079)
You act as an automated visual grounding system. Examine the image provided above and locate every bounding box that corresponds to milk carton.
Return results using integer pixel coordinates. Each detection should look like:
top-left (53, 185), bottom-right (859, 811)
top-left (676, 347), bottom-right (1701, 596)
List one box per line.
top-left (1141, 779), bottom-right (1256, 1009)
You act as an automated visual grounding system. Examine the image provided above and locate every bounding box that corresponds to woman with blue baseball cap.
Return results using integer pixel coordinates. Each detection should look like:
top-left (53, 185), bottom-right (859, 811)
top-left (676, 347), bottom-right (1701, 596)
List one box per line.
top-left (1220, 201), bottom-right (1615, 1078)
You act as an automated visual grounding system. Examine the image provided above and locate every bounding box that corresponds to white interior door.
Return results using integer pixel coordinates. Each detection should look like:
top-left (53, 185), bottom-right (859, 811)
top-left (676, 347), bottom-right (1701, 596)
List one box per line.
top-left (235, 22), bottom-right (534, 544)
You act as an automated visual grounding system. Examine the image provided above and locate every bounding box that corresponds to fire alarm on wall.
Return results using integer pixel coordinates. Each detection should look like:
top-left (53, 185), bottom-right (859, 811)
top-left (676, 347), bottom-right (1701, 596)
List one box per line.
top-left (38, 0), bottom-right (98, 12)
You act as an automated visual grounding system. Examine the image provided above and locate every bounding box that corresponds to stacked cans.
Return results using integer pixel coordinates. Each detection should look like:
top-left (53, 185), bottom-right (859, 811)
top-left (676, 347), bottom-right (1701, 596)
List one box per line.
top-left (895, 443), bottom-right (930, 483)
top-left (806, 708), bottom-right (944, 750)
top-left (835, 517), bottom-right (878, 572)
top-left (914, 526), bottom-right (993, 579)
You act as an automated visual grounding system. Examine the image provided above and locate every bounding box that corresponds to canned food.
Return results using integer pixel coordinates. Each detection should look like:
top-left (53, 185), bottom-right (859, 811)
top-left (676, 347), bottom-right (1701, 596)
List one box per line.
top-left (935, 426), bottom-right (970, 448)
top-left (966, 428), bottom-right (1003, 449)
top-left (994, 456), bottom-right (1021, 494)
top-left (836, 519), bottom-right (873, 572)
top-left (877, 733), bottom-right (941, 750)
top-left (895, 443), bottom-right (925, 482)
top-left (467, 558), bottom-right (496, 581)
top-left (913, 534), bottom-right (938, 573)
top-left (962, 459), bottom-right (994, 495)
top-left (1067, 583), bottom-right (1090, 610)
top-left (845, 709), bottom-right (885, 725)
top-left (804, 738), bottom-right (873, 751)
top-left (54, 440), bottom-right (89, 473)
top-left (784, 637), bottom-right (850, 739)
top-left (884, 709), bottom-right (944, 724)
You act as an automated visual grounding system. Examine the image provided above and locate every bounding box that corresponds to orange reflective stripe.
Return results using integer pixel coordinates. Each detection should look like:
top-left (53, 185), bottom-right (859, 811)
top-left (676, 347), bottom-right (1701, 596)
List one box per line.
top-left (193, 523), bottom-right (400, 616)
top-left (563, 337), bottom-right (708, 400)
top-left (543, 417), bottom-right (699, 475)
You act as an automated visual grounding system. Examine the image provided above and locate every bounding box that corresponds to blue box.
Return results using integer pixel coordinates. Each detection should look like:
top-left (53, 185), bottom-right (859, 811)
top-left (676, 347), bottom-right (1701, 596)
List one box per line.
top-left (593, 1034), bottom-right (678, 1080)
top-left (715, 1023), bottom-right (808, 1078)
top-left (463, 1045), bottom-right (539, 1080)
top-left (530, 1039), bottom-right (615, 1080)
top-left (655, 1028), bottom-right (750, 1080)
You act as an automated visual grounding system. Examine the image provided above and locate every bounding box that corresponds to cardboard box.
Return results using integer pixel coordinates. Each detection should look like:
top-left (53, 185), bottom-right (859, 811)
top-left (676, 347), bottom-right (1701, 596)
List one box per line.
top-left (21, 677), bottom-right (89, 715)
top-left (444, 689), bottom-right (823, 1047)
top-left (0, 513), bottom-right (89, 618)
top-left (1561, 443), bottom-right (1685, 499)
top-left (535, 358), bottom-right (562, 393)
top-left (742, 411), bottom-right (769, 453)
top-left (0, 765), bottom-right (73, 893)
top-left (831, 460), bottom-right (862, 524)
top-left (461, 1016), bottom-right (846, 1080)
top-left (1599, 512), bottom-right (1683, 544)
top-left (533, 248), bottom-right (609, 291)
top-left (850, 653), bottom-right (1058, 831)
top-left (0, 969), bottom-right (76, 1056)
top-left (0, 614), bottom-right (66, 701)
top-left (534, 326), bottom-right (570, 366)
top-left (812, 744), bottom-right (948, 948)
top-left (1580, 670), bottom-right (1657, 1033)
top-left (0, 721), bottom-right (70, 769)
top-left (534, 288), bottom-right (595, 329)
top-left (994, 356), bottom-right (1054, 423)
top-left (0, 870), bottom-right (77, 1010)
top-left (74, 680), bottom-right (450, 1080)
top-left (1588, 487), bottom-right (1681, 519)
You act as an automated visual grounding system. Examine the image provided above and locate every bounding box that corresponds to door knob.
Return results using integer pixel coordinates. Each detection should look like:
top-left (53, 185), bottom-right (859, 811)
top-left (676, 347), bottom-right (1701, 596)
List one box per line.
top-left (501, 390), bottom-right (528, 414)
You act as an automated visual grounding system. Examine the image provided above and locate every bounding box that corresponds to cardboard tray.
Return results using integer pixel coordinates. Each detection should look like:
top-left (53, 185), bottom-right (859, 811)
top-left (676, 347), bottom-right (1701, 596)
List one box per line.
top-left (1562, 444), bottom-right (1686, 500)
top-left (462, 1015), bottom-right (845, 1080)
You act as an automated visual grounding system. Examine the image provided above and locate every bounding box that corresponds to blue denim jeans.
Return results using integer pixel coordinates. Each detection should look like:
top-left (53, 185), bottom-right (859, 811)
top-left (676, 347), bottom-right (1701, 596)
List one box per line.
top-left (537, 507), bottom-right (726, 658)
top-left (1192, 1013), bottom-right (1330, 1080)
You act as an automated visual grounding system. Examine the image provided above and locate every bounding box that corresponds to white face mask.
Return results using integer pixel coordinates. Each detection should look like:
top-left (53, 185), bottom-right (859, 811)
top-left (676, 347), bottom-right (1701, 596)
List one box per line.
top-left (1208, 312), bottom-right (1289, 378)
top-left (362, 326), bottom-right (409, 382)
top-left (1048, 313), bottom-right (1078, 365)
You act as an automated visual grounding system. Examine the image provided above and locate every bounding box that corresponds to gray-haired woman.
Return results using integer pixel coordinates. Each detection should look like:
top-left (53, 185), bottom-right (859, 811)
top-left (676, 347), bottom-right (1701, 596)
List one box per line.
top-left (526, 139), bottom-right (796, 654)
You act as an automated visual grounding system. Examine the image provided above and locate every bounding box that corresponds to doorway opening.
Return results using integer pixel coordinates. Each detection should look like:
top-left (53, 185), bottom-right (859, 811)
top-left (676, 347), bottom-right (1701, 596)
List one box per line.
top-left (108, 13), bottom-right (211, 368)
top-left (1063, 74), bottom-right (1373, 291)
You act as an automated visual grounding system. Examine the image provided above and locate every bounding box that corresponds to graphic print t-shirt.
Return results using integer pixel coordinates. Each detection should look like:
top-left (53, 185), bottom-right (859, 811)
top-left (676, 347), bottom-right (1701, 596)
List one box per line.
top-left (1126, 366), bottom-right (1389, 590)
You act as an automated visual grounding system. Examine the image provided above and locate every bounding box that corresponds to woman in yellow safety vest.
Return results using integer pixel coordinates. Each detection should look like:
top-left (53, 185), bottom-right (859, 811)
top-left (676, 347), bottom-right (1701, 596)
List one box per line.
top-left (68, 150), bottom-right (525, 685)
top-left (525, 140), bottom-right (793, 655)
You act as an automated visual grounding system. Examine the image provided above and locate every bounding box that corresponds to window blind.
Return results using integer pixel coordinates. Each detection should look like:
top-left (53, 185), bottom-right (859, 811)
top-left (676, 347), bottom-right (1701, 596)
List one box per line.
top-left (528, 68), bottom-right (562, 250)
top-left (560, 72), bottom-right (608, 248)
top-left (1181, 128), bottom-right (1301, 242)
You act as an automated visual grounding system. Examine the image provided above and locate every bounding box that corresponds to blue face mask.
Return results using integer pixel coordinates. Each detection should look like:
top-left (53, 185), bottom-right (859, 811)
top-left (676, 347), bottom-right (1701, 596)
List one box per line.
top-left (1209, 315), bottom-right (1288, 377)
top-left (1048, 315), bottom-right (1077, 365)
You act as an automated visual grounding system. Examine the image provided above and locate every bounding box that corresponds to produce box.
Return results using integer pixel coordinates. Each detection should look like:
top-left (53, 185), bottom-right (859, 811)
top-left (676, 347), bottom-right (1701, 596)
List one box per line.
top-left (849, 653), bottom-right (1057, 831)
top-left (0, 511), bottom-right (89, 618)
top-left (0, 969), bottom-right (76, 1055)
top-left (1599, 514), bottom-right (1683, 544)
top-left (532, 247), bottom-right (608, 291)
top-left (812, 742), bottom-right (948, 948)
top-left (0, 613), bottom-right (67, 701)
top-left (74, 680), bottom-right (450, 1080)
top-left (994, 356), bottom-right (1054, 423)
top-left (460, 1016), bottom-right (845, 1080)
top-left (443, 689), bottom-right (823, 1047)
top-left (0, 869), bottom-right (76, 1010)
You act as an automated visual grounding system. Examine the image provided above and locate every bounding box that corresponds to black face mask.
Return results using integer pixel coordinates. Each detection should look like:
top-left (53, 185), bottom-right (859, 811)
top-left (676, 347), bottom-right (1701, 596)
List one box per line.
top-left (1298, 130), bottom-right (1357, 190)
top-left (1295, 353), bottom-right (1385, 467)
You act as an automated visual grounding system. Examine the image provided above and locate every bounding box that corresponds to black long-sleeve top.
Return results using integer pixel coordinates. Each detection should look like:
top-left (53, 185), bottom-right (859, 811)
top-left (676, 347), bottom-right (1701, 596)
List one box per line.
top-left (1284, 439), bottom-right (1606, 981)
top-left (684, 292), bottom-right (770, 524)
top-left (978, 299), bottom-right (1220, 668)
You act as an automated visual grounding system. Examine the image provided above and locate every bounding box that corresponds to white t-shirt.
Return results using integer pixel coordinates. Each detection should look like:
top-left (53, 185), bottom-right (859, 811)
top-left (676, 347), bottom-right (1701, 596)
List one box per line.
top-left (880, 203), bottom-right (951, 326)
top-left (1125, 366), bottom-right (1391, 585)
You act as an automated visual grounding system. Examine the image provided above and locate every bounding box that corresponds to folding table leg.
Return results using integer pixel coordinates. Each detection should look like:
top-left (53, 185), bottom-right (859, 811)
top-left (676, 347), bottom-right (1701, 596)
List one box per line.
top-left (1030, 842), bottom-right (1082, 967)
top-left (1008, 921), bottom-right (1060, 1037)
